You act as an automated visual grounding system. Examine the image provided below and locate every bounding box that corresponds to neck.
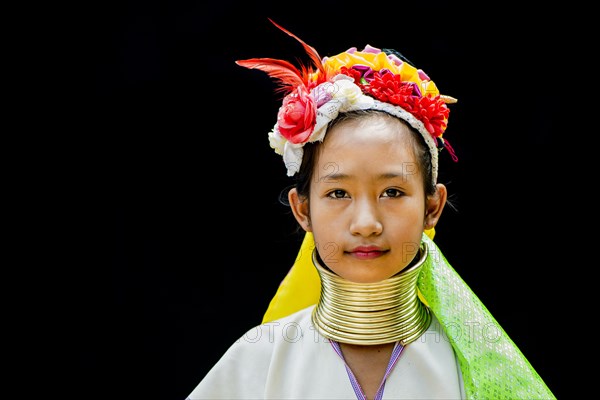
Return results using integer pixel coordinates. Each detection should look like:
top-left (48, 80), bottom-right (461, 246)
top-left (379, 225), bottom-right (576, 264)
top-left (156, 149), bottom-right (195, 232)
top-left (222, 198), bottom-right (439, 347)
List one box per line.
top-left (311, 242), bottom-right (431, 346)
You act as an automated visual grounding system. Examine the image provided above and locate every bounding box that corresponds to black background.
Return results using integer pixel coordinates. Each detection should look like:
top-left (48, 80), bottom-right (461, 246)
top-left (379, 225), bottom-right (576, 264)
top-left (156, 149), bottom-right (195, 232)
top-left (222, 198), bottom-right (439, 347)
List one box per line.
top-left (64, 1), bottom-right (582, 398)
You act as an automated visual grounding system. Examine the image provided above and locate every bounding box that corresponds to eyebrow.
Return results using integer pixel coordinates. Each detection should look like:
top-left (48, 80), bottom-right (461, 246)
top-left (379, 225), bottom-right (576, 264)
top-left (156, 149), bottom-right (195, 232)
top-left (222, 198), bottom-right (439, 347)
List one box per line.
top-left (323, 172), bottom-right (413, 182)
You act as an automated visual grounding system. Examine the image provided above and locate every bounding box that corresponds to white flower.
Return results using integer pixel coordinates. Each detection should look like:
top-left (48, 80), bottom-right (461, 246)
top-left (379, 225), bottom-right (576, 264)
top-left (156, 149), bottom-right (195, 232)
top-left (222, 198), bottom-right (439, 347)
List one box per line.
top-left (283, 141), bottom-right (303, 176)
top-left (330, 76), bottom-right (363, 107)
top-left (268, 125), bottom-right (286, 155)
top-left (308, 76), bottom-right (376, 144)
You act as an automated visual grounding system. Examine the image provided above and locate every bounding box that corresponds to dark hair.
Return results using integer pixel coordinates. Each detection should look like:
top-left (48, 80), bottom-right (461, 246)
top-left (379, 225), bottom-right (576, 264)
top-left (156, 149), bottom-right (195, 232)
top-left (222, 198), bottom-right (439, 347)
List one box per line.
top-left (282, 110), bottom-right (436, 205)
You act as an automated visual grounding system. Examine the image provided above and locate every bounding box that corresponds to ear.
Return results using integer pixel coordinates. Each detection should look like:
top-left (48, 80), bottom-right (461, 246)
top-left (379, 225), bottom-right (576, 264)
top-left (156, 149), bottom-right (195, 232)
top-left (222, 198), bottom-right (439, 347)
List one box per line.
top-left (288, 187), bottom-right (312, 232)
top-left (424, 183), bottom-right (447, 230)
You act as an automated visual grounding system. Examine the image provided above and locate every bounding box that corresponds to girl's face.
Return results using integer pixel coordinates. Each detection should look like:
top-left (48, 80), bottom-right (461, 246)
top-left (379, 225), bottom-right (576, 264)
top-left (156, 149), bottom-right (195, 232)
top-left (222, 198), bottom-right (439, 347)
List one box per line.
top-left (290, 115), bottom-right (446, 283)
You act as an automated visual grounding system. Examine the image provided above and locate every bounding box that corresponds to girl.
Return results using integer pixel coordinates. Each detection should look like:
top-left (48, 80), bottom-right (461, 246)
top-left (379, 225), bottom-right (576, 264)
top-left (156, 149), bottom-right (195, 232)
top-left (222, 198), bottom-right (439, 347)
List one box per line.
top-left (186, 20), bottom-right (554, 400)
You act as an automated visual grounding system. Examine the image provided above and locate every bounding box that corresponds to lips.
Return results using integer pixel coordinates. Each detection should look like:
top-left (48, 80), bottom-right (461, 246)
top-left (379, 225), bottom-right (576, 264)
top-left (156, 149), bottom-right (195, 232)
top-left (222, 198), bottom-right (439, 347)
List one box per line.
top-left (348, 246), bottom-right (388, 260)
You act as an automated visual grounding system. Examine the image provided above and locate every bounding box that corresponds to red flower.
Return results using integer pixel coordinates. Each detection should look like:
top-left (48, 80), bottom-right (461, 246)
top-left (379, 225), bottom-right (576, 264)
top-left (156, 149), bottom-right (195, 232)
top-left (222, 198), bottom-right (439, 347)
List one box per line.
top-left (364, 71), bottom-right (449, 137)
top-left (277, 86), bottom-right (317, 144)
top-left (339, 66), bottom-right (362, 83)
top-left (414, 96), bottom-right (449, 137)
top-left (365, 72), bottom-right (414, 107)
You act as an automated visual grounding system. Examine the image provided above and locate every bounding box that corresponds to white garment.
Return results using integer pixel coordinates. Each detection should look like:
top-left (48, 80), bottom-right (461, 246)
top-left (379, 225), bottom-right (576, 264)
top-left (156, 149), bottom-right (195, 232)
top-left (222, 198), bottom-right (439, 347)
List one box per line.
top-left (187, 305), bottom-right (465, 400)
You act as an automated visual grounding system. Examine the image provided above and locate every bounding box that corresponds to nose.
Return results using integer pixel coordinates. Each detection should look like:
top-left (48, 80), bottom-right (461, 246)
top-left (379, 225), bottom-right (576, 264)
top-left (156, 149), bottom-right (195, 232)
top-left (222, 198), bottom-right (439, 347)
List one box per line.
top-left (349, 198), bottom-right (383, 237)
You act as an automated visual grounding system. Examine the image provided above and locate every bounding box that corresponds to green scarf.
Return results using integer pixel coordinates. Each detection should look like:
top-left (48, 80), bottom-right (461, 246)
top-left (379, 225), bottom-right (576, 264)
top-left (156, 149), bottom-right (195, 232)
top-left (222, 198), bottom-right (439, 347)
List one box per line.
top-left (419, 234), bottom-right (555, 399)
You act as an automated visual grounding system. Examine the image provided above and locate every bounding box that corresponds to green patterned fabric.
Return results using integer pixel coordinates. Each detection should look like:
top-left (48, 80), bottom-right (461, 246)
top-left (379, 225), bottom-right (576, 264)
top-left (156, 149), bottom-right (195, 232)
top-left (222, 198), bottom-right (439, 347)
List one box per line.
top-left (419, 234), bottom-right (555, 399)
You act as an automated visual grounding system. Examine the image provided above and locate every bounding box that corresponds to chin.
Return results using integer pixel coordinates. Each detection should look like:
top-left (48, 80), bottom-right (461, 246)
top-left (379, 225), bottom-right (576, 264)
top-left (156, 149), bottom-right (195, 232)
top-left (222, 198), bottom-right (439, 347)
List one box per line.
top-left (342, 271), bottom-right (398, 284)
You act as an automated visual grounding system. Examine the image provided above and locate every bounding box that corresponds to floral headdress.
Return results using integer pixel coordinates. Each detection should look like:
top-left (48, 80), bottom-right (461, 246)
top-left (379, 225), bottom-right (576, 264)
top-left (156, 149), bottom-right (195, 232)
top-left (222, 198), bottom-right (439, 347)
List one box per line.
top-left (237, 19), bottom-right (458, 182)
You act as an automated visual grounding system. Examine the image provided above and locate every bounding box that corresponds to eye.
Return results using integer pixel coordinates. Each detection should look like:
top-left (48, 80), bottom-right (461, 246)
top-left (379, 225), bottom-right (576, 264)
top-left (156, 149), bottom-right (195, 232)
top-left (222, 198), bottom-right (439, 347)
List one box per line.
top-left (327, 189), bottom-right (348, 199)
top-left (382, 188), bottom-right (403, 198)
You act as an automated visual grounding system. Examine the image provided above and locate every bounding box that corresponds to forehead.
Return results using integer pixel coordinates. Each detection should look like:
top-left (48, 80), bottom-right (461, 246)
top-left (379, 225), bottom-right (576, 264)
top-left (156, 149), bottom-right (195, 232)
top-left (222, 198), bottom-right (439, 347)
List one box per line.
top-left (321, 115), bottom-right (416, 158)
top-left (314, 114), bottom-right (423, 179)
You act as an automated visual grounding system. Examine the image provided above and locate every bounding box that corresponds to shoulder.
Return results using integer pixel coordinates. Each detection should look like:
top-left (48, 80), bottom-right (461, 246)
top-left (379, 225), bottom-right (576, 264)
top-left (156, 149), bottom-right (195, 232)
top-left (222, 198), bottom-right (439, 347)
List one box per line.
top-left (219, 305), bottom-right (315, 360)
top-left (255, 304), bottom-right (315, 341)
top-left (186, 305), bottom-right (318, 399)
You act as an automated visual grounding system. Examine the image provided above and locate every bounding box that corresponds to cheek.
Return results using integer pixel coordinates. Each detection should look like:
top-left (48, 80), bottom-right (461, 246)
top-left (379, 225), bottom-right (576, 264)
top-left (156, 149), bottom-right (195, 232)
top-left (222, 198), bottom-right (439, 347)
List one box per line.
top-left (311, 223), bottom-right (342, 254)
top-left (385, 210), bottom-right (425, 240)
top-left (309, 213), bottom-right (344, 261)
top-left (317, 242), bottom-right (343, 267)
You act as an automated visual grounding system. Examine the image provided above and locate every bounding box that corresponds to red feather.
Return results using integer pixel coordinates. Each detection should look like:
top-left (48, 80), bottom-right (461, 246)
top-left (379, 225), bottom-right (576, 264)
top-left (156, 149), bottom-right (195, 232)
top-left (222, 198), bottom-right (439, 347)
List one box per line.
top-left (235, 58), bottom-right (305, 94)
top-left (235, 19), bottom-right (330, 96)
top-left (267, 18), bottom-right (326, 79)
